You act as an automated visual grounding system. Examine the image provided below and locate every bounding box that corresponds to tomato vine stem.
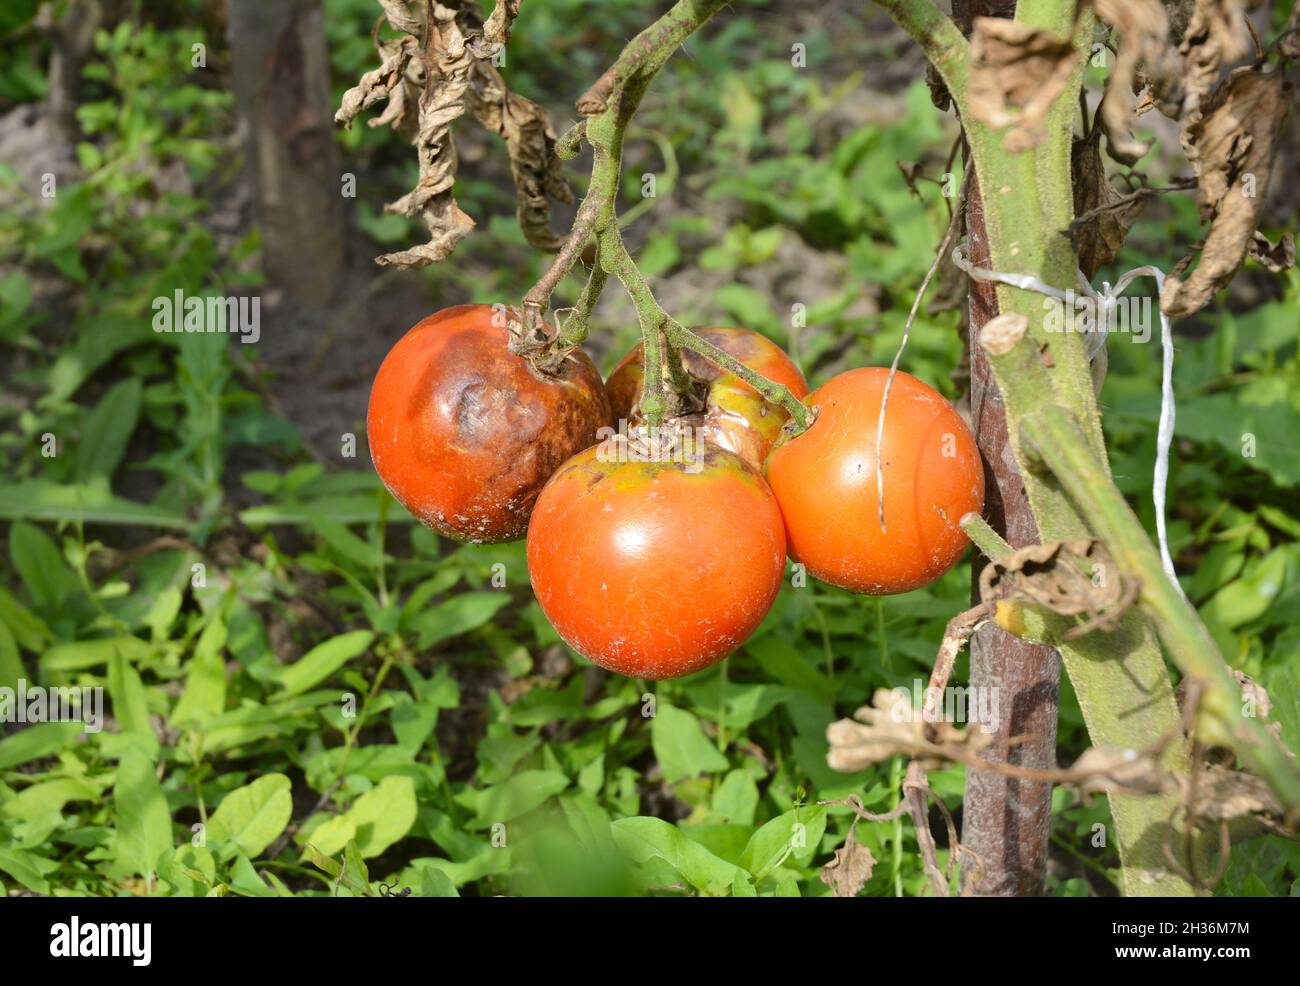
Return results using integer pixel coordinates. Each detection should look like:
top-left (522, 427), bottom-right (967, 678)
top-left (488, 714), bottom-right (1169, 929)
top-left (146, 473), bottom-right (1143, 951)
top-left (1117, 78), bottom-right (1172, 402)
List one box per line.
top-left (517, 0), bottom-right (810, 430)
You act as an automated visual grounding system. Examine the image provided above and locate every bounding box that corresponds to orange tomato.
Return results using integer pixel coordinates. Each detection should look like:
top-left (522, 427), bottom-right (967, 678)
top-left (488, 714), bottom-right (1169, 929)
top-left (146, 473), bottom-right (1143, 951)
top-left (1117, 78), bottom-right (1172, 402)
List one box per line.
top-left (765, 367), bottom-right (984, 594)
top-left (367, 305), bottom-right (610, 543)
top-left (526, 437), bottom-right (786, 679)
top-left (605, 327), bottom-right (808, 471)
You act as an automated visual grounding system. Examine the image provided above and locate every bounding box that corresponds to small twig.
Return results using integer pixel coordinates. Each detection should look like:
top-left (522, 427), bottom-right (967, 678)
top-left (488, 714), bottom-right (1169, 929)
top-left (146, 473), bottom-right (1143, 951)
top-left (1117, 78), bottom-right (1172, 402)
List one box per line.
top-left (818, 793), bottom-right (910, 825)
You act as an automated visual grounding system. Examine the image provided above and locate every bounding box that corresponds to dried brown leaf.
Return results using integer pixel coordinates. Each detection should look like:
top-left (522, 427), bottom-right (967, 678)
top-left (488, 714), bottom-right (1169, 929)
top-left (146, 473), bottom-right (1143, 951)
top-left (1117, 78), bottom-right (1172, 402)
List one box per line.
top-left (372, 4), bottom-right (479, 268)
top-left (1070, 130), bottom-right (1139, 277)
top-left (1179, 0), bottom-right (1253, 117)
top-left (827, 688), bottom-right (991, 772)
top-left (1248, 230), bottom-right (1296, 272)
top-left (1070, 746), bottom-right (1172, 799)
top-left (377, 0), bottom-right (423, 36)
top-left (1178, 669), bottom-right (1286, 746)
top-left (1161, 70), bottom-right (1291, 316)
top-left (467, 60), bottom-right (573, 252)
top-left (820, 825), bottom-right (876, 898)
top-left (1093, 0), bottom-right (1177, 163)
top-left (334, 37), bottom-right (418, 132)
top-left (979, 539), bottom-right (1125, 617)
top-left (1281, 2), bottom-right (1300, 60)
top-left (1177, 764), bottom-right (1284, 823)
top-left (337, 1), bottom-right (569, 268)
top-left (968, 18), bottom-right (1079, 153)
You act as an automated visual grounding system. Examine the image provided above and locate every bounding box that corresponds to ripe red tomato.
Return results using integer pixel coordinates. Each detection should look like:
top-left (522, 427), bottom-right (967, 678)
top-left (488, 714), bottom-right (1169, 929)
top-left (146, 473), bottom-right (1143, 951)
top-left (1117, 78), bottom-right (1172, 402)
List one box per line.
top-left (765, 367), bottom-right (984, 594)
top-left (367, 304), bottom-right (611, 543)
top-left (604, 327), bottom-right (809, 471)
top-left (526, 438), bottom-right (787, 679)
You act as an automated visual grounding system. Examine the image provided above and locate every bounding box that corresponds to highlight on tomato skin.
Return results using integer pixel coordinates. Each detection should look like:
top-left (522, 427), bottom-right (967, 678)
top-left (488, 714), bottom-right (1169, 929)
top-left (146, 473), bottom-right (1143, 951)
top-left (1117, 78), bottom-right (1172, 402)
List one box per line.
top-left (764, 366), bottom-right (985, 595)
top-left (525, 435), bottom-right (787, 680)
top-left (366, 304), bottom-right (611, 544)
top-left (604, 326), bottom-right (809, 471)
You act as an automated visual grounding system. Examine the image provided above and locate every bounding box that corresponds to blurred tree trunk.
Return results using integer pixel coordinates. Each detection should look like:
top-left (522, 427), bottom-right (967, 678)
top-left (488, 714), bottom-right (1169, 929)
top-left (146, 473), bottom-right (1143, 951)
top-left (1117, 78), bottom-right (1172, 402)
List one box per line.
top-left (228, 0), bottom-right (343, 306)
top-left (40, 0), bottom-right (107, 142)
top-left (953, 0), bottom-right (1061, 897)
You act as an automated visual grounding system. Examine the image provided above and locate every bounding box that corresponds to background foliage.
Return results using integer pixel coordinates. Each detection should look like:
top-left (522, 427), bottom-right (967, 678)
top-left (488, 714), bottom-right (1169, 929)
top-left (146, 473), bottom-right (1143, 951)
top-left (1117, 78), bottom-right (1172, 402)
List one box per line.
top-left (0, 0), bottom-right (1297, 897)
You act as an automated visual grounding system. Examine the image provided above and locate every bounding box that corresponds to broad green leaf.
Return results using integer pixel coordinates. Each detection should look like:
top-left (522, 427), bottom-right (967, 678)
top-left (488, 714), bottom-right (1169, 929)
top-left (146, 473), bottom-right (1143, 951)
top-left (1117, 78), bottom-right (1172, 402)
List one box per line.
top-left (171, 615), bottom-right (228, 726)
top-left (0, 777), bottom-right (100, 820)
top-left (207, 774), bottom-right (293, 859)
top-left (113, 746), bottom-right (172, 878)
top-left (308, 776), bottom-right (418, 858)
top-left (418, 866), bottom-right (460, 897)
top-left (228, 854), bottom-right (276, 897)
top-left (745, 636), bottom-right (836, 703)
top-left (273, 630), bottom-right (374, 696)
top-left (240, 493), bottom-right (398, 527)
top-left (651, 703), bottom-right (728, 783)
top-left (0, 721), bottom-right (83, 770)
top-left (74, 377), bottom-right (142, 482)
top-left (0, 586), bottom-right (52, 652)
top-left (0, 847), bottom-right (53, 894)
top-left (46, 313), bottom-right (150, 402)
top-left (713, 770), bottom-right (760, 825)
top-left (310, 517), bottom-right (386, 570)
top-left (108, 648), bottom-right (152, 739)
top-left (0, 480), bottom-right (188, 528)
top-left (611, 816), bottom-right (745, 896)
top-left (459, 770), bottom-right (569, 825)
top-left (739, 806), bottom-right (827, 880)
top-left (8, 521), bottom-right (79, 611)
top-left (0, 618), bottom-right (22, 693)
top-left (411, 592), bottom-right (510, 650)
top-left (1203, 549), bottom-right (1288, 631)
top-left (43, 634), bottom-right (153, 671)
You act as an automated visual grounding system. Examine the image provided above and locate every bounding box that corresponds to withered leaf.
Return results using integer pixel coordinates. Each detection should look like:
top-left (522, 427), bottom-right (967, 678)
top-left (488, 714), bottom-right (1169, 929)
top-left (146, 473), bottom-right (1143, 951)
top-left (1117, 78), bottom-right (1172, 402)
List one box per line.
top-left (1177, 669), bottom-right (1286, 745)
top-left (334, 36), bottom-right (419, 134)
top-left (467, 60), bottom-right (574, 252)
top-left (820, 826), bottom-right (876, 898)
top-left (374, 4), bottom-right (478, 268)
top-left (1069, 746), bottom-right (1171, 799)
top-left (1070, 129), bottom-right (1139, 277)
top-left (968, 18), bottom-right (1078, 153)
top-left (1176, 764), bottom-right (1284, 824)
top-left (1282, 2), bottom-right (1300, 60)
top-left (1248, 230), bottom-right (1296, 273)
top-left (978, 539), bottom-right (1125, 618)
top-left (1178, 0), bottom-right (1253, 117)
top-left (827, 688), bottom-right (991, 772)
top-left (1161, 69), bottom-right (1291, 317)
top-left (336, 1), bottom-right (570, 268)
top-left (1092, 0), bottom-right (1178, 164)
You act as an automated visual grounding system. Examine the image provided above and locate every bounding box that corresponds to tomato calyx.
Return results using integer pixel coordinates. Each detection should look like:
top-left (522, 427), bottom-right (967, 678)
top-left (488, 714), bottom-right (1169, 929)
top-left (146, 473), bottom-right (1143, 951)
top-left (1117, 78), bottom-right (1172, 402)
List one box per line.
top-left (506, 306), bottom-right (579, 378)
top-left (777, 401), bottom-right (818, 445)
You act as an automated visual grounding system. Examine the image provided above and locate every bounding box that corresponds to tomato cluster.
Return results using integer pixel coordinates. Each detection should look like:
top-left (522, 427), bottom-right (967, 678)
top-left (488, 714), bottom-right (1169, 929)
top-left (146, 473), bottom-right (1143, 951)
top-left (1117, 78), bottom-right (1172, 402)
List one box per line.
top-left (368, 306), bottom-right (984, 680)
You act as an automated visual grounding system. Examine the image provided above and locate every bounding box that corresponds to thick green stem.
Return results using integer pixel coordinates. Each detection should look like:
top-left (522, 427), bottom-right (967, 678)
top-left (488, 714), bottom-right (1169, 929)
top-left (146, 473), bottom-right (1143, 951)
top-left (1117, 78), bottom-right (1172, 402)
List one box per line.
top-left (524, 0), bottom-right (812, 428)
top-left (664, 323), bottom-right (812, 429)
top-left (1022, 405), bottom-right (1300, 820)
top-left (960, 511), bottom-right (1013, 560)
top-left (522, 0), bottom-right (731, 336)
top-left (878, 0), bottom-right (1219, 895)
